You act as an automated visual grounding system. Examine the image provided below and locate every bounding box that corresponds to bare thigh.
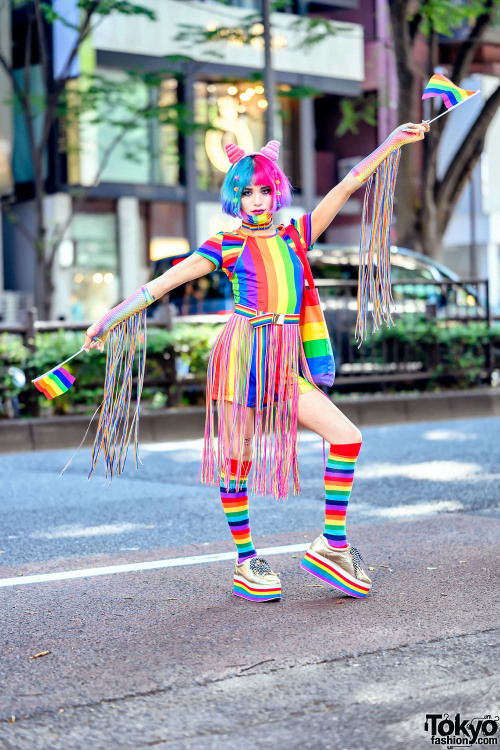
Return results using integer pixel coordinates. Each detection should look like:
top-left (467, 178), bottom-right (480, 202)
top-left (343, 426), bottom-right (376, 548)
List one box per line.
top-left (221, 401), bottom-right (255, 461)
top-left (297, 388), bottom-right (362, 445)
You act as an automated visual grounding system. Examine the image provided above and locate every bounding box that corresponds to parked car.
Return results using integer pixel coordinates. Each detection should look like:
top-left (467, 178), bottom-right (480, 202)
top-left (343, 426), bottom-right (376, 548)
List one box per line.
top-left (310, 244), bottom-right (492, 319)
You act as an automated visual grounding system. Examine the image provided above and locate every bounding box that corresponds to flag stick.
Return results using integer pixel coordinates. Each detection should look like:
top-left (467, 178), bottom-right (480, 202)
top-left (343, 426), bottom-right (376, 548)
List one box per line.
top-left (423, 90), bottom-right (481, 125)
top-left (32, 344), bottom-right (86, 383)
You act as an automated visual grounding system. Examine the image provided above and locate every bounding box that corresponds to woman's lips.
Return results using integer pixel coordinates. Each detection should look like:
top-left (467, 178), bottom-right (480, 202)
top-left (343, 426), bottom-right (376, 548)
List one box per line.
top-left (252, 209), bottom-right (264, 214)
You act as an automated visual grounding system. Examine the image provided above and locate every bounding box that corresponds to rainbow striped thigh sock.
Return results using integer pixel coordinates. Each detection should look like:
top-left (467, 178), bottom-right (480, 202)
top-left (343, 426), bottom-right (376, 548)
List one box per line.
top-left (324, 442), bottom-right (362, 549)
top-left (220, 459), bottom-right (257, 563)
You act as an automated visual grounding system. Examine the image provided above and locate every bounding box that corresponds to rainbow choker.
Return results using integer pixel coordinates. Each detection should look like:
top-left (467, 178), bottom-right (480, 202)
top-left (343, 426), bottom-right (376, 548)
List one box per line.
top-left (241, 212), bottom-right (274, 231)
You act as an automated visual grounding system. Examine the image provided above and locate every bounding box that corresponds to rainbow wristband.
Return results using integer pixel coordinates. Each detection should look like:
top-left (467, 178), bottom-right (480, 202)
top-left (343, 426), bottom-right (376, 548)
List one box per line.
top-left (87, 285), bottom-right (154, 342)
top-left (350, 129), bottom-right (419, 184)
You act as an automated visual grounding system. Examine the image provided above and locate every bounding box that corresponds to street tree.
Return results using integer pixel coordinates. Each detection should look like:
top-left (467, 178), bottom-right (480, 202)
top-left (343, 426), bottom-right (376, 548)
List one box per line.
top-left (178, 0), bottom-right (500, 261)
top-left (0, 0), bottom-right (197, 319)
top-left (388, 0), bottom-right (500, 258)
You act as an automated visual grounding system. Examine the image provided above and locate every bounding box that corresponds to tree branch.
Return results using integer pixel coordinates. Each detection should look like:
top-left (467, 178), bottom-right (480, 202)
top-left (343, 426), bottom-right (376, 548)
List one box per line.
top-left (408, 3), bottom-right (424, 45)
top-left (388, 0), bottom-right (415, 120)
top-left (34, 0), bottom-right (50, 91)
top-left (450, 0), bottom-right (494, 85)
top-left (57, 3), bottom-right (98, 86)
top-left (38, 3), bottom-right (99, 164)
top-left (0, 52), bottom-right (27, 109)
top-left (436, 83), bottom-right (500, 232)
top-left (438, 138), bottom-right (484, 237)
top-left (23, 13), bottom-right (33, 103)
top-left (433, 1), bottom-right (495, 142)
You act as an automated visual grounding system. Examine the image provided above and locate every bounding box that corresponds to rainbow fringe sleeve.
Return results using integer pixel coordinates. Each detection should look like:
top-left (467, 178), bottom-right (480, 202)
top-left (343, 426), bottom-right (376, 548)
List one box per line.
top-left (347, 127), bottom-right (425, 344)
top-left (86, 285), bottom-right (154, 343)
top-left (350, 128), bottom-right (421, 185)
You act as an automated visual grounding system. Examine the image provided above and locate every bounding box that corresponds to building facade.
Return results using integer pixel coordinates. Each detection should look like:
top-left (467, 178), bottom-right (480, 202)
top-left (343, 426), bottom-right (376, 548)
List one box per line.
top-left (2, 0), bottom-right (375, 322)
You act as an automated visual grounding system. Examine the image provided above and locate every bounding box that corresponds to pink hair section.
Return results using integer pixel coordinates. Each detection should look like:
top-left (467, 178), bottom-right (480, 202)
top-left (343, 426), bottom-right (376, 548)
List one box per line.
top-left (250, 154), bottom-right (291, 213)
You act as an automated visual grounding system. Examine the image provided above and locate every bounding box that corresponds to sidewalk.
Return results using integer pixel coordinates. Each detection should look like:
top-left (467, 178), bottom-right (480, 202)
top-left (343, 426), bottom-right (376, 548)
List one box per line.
top-left (1, 386), bottom-right (500, 454)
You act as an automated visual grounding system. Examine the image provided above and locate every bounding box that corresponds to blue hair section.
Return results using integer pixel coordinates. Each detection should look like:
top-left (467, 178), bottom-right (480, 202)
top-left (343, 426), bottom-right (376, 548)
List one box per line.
top-left (220, 157), bottom-right (256, 217)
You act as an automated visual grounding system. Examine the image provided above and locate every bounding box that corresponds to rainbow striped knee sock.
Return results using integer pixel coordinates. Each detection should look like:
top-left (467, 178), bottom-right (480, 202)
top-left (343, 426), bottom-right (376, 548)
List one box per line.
top-left (324, 442), bottom-right (362, 549)
top-left (220, 459), bottom-right (257, 563)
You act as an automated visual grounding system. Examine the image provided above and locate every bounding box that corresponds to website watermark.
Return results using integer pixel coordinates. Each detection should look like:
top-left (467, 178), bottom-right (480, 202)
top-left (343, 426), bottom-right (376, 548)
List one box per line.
top-left (425, 714), bottom-right (499, 747)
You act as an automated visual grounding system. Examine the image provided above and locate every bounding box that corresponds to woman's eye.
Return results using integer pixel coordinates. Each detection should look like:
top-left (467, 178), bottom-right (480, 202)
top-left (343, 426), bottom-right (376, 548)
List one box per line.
top-left (262, 187), bottom-right (271, 194)
top-left (242, 190), bottom-right (252, 196)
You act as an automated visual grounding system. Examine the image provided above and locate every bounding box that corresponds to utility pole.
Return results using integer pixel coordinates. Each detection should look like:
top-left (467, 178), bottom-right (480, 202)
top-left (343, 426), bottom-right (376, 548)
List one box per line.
top-left (262, 0), bottom-right (275, 142)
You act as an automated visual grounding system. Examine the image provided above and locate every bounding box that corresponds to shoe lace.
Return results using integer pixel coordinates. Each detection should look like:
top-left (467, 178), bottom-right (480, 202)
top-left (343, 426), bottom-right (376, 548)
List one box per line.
top-left (349, 546), bottom-right (365, 577)
top-left (249, 557), bottom-right (272, 576)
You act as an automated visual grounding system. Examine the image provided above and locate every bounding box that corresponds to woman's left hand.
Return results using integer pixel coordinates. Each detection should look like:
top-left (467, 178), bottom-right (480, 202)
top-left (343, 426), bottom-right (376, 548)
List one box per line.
top-left (394, 121), bottom-right (430, 143)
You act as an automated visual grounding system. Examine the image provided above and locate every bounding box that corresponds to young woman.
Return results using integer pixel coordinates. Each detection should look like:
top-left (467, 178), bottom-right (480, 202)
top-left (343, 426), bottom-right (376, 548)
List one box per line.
top-left (84, 121), bottom-right (429, 603)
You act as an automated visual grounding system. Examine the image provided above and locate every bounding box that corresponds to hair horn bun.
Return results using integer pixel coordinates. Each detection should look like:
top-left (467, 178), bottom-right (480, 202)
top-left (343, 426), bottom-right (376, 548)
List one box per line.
top-left (260, 140), bottom-right (280, 162)
top-left (225, 143), bottom-right (246, 164)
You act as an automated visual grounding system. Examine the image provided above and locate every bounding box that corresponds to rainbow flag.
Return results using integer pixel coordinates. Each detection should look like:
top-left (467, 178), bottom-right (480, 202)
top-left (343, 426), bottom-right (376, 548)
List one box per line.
top-left (422, 73), bottom-right (477, 110)
top-left (33, 366), bottom-right (76, 399)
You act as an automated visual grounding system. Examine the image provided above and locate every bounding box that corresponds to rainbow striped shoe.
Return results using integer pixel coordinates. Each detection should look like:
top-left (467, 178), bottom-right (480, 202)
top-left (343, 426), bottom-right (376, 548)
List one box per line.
top-left (233, 557), bottom-right (282, 602)
top-left (300, 535), bottom-right (372, 598)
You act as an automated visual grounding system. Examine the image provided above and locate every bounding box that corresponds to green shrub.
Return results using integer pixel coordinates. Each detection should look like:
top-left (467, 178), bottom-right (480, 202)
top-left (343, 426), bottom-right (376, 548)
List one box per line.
top-left (1, 317), bottom-right (498, 417)
top-left (1, 322), bottom-right (224, 417)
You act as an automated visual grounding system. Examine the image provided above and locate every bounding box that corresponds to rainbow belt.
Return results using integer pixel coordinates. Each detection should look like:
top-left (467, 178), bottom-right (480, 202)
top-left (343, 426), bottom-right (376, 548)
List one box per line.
top-left (234, 303), bottom-right (300, 328)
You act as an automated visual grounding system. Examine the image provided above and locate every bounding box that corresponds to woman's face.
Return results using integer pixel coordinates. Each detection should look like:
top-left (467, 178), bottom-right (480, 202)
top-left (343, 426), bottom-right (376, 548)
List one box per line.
top-left (240, 183), bottom-right (273, 216)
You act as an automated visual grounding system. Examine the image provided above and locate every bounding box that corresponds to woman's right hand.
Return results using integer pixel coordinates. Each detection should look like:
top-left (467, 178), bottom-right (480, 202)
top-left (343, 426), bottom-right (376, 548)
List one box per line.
top-left (84, 331), bottom-right (105, 353)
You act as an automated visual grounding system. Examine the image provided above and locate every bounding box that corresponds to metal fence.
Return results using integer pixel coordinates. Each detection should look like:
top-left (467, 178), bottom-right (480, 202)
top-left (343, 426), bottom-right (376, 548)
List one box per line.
top-left (315, 277), bottom-right (497, 390)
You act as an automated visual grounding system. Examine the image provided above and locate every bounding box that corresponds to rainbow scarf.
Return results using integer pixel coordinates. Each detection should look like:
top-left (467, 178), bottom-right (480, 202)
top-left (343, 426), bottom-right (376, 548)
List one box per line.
top-left (422, 73), bottom-right (477, 110)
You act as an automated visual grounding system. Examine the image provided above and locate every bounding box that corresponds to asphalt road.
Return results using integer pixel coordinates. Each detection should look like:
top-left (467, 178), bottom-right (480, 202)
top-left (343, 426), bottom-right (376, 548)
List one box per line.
top-left (1, 416), bottom-right (499, 749)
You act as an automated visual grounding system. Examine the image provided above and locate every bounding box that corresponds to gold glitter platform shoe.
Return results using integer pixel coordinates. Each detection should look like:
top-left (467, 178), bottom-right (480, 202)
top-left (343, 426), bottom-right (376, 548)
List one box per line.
top-left (233, 557), bottom-right (282, 602)
top-left (301, 535), bottom-right (372, 598)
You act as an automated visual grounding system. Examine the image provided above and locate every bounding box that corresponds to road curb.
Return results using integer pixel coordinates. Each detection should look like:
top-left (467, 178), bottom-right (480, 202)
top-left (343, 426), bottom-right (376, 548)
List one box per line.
top-left (0, 388), bottom-right (499, 454)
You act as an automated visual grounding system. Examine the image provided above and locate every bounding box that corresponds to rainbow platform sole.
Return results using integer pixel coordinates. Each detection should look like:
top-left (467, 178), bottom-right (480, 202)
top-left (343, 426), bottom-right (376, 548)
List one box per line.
top-left (300, 550), bottom-right (371, 598)
top-left (233, 575), bottom-right (282, 602)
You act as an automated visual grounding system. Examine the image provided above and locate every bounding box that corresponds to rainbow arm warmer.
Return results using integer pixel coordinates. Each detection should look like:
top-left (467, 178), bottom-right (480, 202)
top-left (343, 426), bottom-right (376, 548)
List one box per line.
top-left (86, 285), bottom-right (155, 343)
top-left (350, 126), bottom-right (422, 185)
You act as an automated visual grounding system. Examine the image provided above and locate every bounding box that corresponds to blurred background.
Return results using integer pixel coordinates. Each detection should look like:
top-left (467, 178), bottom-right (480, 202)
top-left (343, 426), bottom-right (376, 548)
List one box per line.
top-left (0, 0), bottom-right (500, 418)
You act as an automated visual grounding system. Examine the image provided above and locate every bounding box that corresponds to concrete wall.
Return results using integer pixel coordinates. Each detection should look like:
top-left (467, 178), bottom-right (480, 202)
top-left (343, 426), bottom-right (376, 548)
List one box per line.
top-left (92, 0), bottom-right (364, 84)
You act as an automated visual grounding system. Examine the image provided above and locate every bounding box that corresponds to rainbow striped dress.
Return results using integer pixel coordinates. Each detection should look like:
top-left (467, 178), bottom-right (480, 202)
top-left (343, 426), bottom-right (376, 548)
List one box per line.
top-left (195, 214), bottom-right (322, 501)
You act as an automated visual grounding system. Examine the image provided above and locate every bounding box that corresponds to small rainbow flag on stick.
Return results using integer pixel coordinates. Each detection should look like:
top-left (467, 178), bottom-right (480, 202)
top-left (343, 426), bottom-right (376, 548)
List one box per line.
top-left (422, 73), bottom-right (479, 124)
top-left (33, 345), bottom-right (85, 399)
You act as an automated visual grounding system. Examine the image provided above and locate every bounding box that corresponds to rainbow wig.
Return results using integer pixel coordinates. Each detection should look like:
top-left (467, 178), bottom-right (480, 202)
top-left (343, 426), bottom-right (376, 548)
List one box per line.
top-left (220, 154), bottom-right (292, 217)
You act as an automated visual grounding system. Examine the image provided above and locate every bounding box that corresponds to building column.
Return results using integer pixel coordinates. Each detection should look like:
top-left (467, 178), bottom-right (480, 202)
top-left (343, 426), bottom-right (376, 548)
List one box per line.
top-left (117, 196), bottom-right (148, 297)
top-left (43, 192), bottom-right (72, 320)
top-left (299, 96), bottom-right (316, 211)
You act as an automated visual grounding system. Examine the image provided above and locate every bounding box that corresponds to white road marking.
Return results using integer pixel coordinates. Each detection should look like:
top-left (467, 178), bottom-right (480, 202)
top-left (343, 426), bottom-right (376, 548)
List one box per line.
top-left (356, 461), bottom-right (480, 481)
top-left (0, 542), bottom-right (309, 589)
top-left (372, 499), bottom-right (464, 518)
top-left (30, 523), bottom-right (154, 540)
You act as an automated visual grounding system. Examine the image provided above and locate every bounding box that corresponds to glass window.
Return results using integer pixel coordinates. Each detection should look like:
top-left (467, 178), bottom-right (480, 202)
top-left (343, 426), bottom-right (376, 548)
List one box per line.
top-left (70, 69), bottom-right (180, 186)
top-left (12, 66), bottom-right (47, 184)
top-left (195, 81), bottom-right (267, 191)
top-left (157, 79), bottom-right (180, 186)
top-left (69, 213), bottom-right (120, 322)
top-left (277, 90), bottom-right (301, 189)
top-left (194, 79), bottom-right (301, 192)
